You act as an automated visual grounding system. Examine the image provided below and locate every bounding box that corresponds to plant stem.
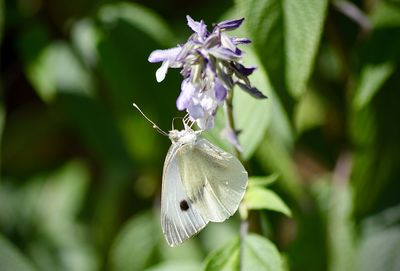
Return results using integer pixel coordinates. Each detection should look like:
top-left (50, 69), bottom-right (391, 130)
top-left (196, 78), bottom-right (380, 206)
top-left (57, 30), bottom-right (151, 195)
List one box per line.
top-left (224, 90), bottom-right (247, 270)
top-left (224, 91), bottom-right (242, 160)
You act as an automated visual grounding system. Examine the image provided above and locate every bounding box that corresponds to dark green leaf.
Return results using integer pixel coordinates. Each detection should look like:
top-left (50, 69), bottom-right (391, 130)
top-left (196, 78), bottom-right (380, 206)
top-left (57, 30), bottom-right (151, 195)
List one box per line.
top-left (0, 234), bottom-right (37, 271)
top-left (236, 0), bottom-right (328, 97)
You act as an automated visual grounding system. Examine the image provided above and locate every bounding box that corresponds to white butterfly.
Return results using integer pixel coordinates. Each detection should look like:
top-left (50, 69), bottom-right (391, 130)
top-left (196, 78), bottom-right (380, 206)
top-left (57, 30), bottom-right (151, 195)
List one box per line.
top-left (133, 104), bottom-right (248, 247)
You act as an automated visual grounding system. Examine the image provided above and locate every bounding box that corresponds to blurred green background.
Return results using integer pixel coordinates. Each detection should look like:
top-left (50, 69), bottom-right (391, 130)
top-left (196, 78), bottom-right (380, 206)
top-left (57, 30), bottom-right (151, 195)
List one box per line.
top-left (1, 0), bottom-right (400, 270)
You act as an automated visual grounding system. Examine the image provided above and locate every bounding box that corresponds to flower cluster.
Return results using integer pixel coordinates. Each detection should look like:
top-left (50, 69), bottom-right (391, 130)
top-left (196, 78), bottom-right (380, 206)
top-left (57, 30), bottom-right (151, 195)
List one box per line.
top-left (148, 16), bottom-right (266, 130)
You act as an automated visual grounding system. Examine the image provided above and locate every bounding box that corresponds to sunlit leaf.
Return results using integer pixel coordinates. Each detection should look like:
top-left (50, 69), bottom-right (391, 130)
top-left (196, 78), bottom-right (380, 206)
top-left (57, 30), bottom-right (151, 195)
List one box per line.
top-left (203, 237), bottom-right (240, 271)
top-left (353, 62), bottom-right (395, 110)
top-left (284, 0), bottom-right (328, 97)
top-left (25, 41), bottom-right (94, 102)
top-left (0, 234), bottom-right (37, 271)
top-left (248, 174), bottom-right (279, 188)
top-left (244, 186), bottom-right (292, 217)
top-left (234, 49), bottom-right (272, 160)
top-left (327, 179), bottom-right (357, 271)
top-left (243, 234), bottom-right (284, 271)
top-left (99, 2), bottom-right (175, 46)
top-left (236, 0), bottom-right (328, 97)
top-left (145, 261), bottom-right (199, 271)
top-left (71, 19), bottom-right (100, 67)
top-left (203, 234), bottom-right (284, 271)
top-left (35, 161), bottom-right (90, 238)
top-left (110, 212), bottom-right (160, 271)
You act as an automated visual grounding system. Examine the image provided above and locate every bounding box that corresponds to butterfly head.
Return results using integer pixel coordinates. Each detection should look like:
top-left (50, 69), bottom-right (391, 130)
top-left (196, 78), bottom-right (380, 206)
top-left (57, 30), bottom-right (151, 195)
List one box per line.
top-left (168, 128), bottom-right (200, 144)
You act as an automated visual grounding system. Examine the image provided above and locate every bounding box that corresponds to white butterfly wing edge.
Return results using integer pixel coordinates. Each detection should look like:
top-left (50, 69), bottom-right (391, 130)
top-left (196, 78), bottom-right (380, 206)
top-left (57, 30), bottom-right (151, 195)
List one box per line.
top-left (161, 138), bottom-right (248, 247)
top-left (161, 143), bottom-right (207, 247)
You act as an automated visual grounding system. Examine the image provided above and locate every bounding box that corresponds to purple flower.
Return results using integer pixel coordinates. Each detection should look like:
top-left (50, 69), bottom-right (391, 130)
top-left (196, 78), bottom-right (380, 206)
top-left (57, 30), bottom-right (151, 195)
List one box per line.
top-left (148, 15), bottom-right (266, 130)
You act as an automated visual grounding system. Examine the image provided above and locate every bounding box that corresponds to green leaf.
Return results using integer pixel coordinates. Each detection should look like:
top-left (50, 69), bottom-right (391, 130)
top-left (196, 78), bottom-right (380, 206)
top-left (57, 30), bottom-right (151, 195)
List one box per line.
top-left (234, 49), bottom-right (272, 160)
top-left (248, 174), bottom-right (279, 187)
top-left (327, 179), bottom-right (357, 271)
top-left (35, 161), bottom-right (90, 232)
top-left (353, 62), bottom-right (395, 110)
top-left (24, 41), bottom-right (94, 102)
top-left (256, 135), bottom-right (302, 202)
top-left (236, 0), bottom-right (286, 94)
top-left (244, 186), bottom-right (292, 217)
top-left (294, 88), bottom-right (327, 133)
top-left (371, 1), bottom-right (400, 28)
top-left (98, 2), bottom-right (175, 46)
top-left (203, 237), bottom-right (240, 271)
top-left (146, 261), bottom-right (200, 271)
top-left (109, 212), bottom-right (159, 271)
top-left (57, 93), bottom-right (132, 171)
top-left (203, 234), bottom-right (284, 271)
top-left (243, 234), bottom-right (284, 271)
top-left (71, 18), bottom-right (100, 67)
top-left (284, 0), bottom-right (328, 97)
top-left (358, 226), bottom-right (400, 271)
top-left (236, 0), bottom-right (328, 97)
top-left (0, 234), bottom-right (37, 271)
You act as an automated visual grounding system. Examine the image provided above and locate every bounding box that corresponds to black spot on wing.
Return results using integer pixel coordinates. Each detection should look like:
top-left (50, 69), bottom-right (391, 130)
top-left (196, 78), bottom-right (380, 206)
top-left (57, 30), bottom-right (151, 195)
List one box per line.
top-left (180, 200), bottom-right (189, 211)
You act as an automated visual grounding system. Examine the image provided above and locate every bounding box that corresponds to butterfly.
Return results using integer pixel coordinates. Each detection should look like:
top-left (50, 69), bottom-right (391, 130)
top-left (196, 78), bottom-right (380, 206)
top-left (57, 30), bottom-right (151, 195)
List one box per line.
top-left (133, 104), bottom-right (248, 247)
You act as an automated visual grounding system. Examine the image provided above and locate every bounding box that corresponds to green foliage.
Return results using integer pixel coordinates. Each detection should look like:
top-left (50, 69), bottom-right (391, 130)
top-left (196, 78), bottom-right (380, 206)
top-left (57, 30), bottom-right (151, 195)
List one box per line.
top-left (204, 234), bottom-right (284, 271)
top-left (2, 0), bottom-right (400, 270)
top-left (236, 0), bottom-right (328, 97)
top-left (244, 185), bottom-right (292, 217)
top-left (0, 234), bottom-right (37, 271)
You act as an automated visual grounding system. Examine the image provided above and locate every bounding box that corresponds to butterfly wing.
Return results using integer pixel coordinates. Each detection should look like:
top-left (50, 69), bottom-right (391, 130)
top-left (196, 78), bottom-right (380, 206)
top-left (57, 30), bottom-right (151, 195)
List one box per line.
top-left (178, 138), bottom-right (248, 222)
top-left (161, 143), bottom-right (208, 247)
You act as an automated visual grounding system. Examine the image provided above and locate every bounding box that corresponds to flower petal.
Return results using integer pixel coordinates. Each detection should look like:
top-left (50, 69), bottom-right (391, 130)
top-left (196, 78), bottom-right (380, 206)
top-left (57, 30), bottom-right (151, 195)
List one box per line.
top-left (155, 61), bottom-right (169, 82)
top-left (214, 79), bottom-right (228, 102)
top-left (196, 113), bottom-right (215, 130)
top-left (236, 82), bottom-right (267, 99)
top-left (176, 80), bottom-right (196, 110)
top-left (221, 126), bottom-right (243, 152)
top-left (188, 102), bottom-right (204, 119)
top-left (232, 63), bottom-right (256, 76)
top-left (186, 15), bottom-right (208, 40)
top-left (232, 37), bottom-right (251, 45)
top-left (217, 18), bottom-right (244, 30)
top-left (221, 33), bottom-right (237, 52)
top-left (148, 47), bottom-right (181, 63)
top-left (208, 47), bottom-right (241, 61)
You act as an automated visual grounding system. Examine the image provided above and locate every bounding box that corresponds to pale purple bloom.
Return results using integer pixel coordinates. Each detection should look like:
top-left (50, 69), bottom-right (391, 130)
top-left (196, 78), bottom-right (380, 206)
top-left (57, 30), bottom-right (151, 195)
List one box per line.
top-left (148, 15), bottom-right (266, 130)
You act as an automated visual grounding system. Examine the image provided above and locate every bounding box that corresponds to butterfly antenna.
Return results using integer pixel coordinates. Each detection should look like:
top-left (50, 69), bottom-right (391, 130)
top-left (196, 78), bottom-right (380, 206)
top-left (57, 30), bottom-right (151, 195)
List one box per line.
top-left (132, 103), bottom-right (168, 136)
top-left (171, 117), bottom-right (183, 130)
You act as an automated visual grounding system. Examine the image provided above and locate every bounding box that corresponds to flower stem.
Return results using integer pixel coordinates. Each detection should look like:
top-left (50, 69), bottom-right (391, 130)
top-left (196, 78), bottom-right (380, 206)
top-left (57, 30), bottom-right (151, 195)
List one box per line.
top-left (224, 89), bottom-right (247, 271)
top-left (224, 90), bottom-right (242, 160)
